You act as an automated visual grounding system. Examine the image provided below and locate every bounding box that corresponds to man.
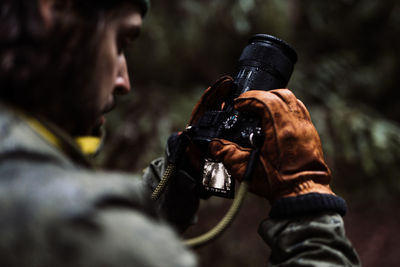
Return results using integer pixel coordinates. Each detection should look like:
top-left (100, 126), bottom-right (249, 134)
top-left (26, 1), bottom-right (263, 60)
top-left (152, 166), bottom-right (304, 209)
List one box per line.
top-left (0, 0), bottom-right (360, 266)
top-left (0, 0), bottom-right (197, 266)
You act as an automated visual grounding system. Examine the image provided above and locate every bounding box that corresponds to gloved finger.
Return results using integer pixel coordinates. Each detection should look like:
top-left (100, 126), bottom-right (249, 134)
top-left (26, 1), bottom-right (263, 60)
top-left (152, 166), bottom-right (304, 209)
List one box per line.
top-left (296, 99), bottom-right (313, 121)
top-left (167, 132), bottom-right (204, 173)
top-left (269, 89), bottom-right (302, 114)
top-left (209, 138), bottom-right (272, 198)
top-left (208, 138), bottom-right (252, 181)
top-left (233, 89), bottom-right (320, 172)
top-left (188, 76), bottom-right (234, 125)
top-left (166, 132), bottom-right (182, 164)
top-left (233, 89), bottom-right (306, 127)
top-left (234, 89), bottom-right (331, 184)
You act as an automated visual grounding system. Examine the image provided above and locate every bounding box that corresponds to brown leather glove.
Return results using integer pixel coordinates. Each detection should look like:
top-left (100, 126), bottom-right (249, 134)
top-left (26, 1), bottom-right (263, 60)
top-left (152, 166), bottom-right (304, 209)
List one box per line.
top-left (208, 89), bottom-right (335, 203)
top-left (153, 75), bottom-right (233, 229)
top-left (188, 76), bottom-right (233, 126)
top-left (185, 76), bottom-right (234, 171)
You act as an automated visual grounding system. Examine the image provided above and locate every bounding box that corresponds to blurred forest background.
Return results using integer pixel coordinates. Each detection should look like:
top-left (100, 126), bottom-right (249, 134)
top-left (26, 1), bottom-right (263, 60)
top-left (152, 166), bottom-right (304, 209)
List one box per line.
top-left (98, 0), bottom-right (400, 266)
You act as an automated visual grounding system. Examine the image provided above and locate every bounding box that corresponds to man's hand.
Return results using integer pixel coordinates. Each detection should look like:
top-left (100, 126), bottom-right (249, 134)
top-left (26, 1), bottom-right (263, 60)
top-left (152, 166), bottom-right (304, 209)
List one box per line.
top-left (208, 89), bottom-right (334, 203)
top-left (188, 76), bottom-right (234, 126)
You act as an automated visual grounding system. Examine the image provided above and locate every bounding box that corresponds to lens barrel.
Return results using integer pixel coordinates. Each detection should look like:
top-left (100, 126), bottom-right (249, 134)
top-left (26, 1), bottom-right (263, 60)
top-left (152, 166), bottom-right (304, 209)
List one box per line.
top-left (233, 34), bottom-right (297, 98)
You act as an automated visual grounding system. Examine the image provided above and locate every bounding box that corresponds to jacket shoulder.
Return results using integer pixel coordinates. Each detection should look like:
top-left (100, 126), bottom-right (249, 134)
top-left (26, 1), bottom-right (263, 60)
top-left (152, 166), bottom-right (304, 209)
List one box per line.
top-left (0, 162), bottom-right (196, 266)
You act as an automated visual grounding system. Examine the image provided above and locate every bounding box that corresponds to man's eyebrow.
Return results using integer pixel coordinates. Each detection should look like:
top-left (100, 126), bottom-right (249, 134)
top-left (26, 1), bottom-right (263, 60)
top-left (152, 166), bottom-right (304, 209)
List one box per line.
top-left (121, 22), bottom-right (141, 38)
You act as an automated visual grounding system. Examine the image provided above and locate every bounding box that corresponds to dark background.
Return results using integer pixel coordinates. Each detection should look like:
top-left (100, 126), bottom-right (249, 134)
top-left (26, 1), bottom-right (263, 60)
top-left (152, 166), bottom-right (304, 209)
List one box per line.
top-left (98, 0), bottom-right (400, 265)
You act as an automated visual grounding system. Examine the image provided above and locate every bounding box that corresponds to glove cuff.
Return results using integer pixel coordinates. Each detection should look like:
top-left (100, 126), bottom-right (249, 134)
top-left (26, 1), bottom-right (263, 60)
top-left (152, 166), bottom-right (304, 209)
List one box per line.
top-left (269, 193), bottom-right (347, 219)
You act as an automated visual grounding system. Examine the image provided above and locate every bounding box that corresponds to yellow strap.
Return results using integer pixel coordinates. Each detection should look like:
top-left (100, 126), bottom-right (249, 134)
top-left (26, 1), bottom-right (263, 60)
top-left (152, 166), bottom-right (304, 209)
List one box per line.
top-left (25, 117), bottom-right (101, 156)
top-left (75, 136), bottom-right (102, 156)
top-left (26, 117), bottom-right (64, 150)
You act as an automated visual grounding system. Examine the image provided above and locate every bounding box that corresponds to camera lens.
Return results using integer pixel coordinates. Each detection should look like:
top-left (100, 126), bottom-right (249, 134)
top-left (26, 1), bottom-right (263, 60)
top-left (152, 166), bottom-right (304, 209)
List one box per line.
top-left (233, 34), bottom-right (297, 98)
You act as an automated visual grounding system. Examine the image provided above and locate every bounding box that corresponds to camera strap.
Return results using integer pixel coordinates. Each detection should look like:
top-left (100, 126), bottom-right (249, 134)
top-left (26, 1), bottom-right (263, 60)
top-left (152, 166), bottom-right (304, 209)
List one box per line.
top-left (151, 113), bottom-right (261, 248)
top-left (151, 129), bottom-right (193, 201)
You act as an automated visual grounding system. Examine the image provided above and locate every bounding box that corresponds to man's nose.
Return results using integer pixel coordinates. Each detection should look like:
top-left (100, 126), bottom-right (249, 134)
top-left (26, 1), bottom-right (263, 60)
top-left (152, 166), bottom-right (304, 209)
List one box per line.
top-left (114, 54), bottom-right (131, 95)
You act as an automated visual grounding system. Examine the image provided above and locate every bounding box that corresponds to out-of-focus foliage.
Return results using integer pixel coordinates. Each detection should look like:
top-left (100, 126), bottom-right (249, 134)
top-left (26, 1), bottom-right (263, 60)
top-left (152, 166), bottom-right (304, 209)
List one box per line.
top-left (100, 0), bottom-right (400, 203)
top-left (97, 1), bottom-right (400, 265)
top-left (289, 0), bottom-right (400, 203)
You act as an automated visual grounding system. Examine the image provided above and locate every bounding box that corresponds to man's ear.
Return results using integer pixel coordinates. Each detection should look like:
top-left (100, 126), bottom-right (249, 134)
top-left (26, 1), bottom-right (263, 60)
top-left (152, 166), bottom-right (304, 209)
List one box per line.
top-left (38, 0), bottom-right (55, 28)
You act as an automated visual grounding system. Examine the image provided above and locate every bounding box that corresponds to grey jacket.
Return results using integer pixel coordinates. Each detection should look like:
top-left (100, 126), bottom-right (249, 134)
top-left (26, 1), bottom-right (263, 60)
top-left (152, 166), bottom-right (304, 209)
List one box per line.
top-left (0, 103), bottom-right (360, 266)
top-left (0, 103), bottom-right (196, 267)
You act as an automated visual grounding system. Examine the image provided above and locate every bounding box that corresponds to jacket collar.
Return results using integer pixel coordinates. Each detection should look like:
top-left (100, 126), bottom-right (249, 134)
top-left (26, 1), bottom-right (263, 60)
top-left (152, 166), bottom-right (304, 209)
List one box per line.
top-left (0, 102), bottom-right (97, 169)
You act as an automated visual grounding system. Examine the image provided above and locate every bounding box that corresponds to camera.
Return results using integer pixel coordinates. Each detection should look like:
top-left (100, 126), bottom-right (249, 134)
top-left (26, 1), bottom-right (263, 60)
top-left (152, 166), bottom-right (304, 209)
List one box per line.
top-left (192, 34), bottom-right (297, 198)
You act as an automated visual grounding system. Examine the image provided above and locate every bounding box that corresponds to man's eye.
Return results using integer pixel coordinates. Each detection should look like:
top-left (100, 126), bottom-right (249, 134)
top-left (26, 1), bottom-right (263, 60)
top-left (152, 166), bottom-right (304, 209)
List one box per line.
top-left (117, 37), bottom-right (132, 54)
top-left (117, 39), bottom-right (126, 54)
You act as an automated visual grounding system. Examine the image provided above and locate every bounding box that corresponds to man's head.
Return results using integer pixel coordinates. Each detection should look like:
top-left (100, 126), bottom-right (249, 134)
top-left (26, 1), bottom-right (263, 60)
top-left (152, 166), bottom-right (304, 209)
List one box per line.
top-left (77, 1), bottom-right (144, 134)
top-left (0, 0), bottom-right (148, 135)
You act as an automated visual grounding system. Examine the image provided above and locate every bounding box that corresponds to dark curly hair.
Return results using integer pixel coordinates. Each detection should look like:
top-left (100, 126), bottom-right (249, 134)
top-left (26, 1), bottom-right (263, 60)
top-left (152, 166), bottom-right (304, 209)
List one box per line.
top-left (0, 0), bottom-right (134, 135)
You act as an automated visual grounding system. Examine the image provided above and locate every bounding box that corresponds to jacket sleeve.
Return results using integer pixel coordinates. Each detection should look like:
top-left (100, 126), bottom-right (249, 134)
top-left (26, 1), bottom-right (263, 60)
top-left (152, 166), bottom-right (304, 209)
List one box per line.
top-left (0, 159), bottom-right (198, 267)
top-left (258, 212), bottom-right (361, 266)
top-left (51, 207), bottom-right (197, 267)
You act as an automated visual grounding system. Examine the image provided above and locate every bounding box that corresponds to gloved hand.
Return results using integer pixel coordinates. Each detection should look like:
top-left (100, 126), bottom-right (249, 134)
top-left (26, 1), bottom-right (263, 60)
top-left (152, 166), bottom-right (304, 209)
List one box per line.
top-left (208, 89), bottom-right (334, 203)
top-left (188, 76), bottom-right (234, 126)
top-left (155, 74), bottom-right (233, 228)
top-left (143, 132), bottom-right (200, 233)
top-left (184, 75), bottom-right (235, 172)
top-left (187, 76), bottom-right (346, 218)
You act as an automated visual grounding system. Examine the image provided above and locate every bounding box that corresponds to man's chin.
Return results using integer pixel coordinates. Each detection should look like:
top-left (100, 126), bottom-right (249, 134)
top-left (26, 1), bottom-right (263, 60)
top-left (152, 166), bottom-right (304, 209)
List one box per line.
top-left (96, 115), bottom-right (106, 127)
top-left (91, 115), bottom-right (105, 136)
top-left (77, 115), bottom-right (105, 137)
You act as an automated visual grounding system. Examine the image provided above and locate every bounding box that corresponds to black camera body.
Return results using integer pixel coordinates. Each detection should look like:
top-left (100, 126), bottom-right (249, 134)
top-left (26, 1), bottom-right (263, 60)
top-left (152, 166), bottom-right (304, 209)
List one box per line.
top-left (191, 34), bottom-right (297, 198)
top-left (193, 34), bottom-right (297, 149)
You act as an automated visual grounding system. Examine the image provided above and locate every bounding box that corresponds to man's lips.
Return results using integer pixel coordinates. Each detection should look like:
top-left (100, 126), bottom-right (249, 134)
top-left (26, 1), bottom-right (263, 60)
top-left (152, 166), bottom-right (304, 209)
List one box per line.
top-left (96, 98), bottom-right (117, 127)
